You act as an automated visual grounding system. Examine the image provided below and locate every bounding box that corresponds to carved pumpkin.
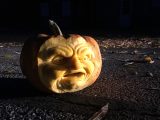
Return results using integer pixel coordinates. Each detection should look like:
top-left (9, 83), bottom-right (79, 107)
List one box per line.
top-left (20, 20), bottom-right (102, 93)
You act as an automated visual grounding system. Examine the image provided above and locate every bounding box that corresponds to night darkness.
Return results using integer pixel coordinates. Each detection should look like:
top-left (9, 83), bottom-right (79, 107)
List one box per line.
top-left (0, 0), bottom-right (160, 120)
top-left (0, 0), bottom-right (160, 35)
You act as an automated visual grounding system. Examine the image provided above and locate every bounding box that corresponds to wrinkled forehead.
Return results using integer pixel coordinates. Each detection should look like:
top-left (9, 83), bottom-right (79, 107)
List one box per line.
top-left (42, 35), bottom-right (88, 50)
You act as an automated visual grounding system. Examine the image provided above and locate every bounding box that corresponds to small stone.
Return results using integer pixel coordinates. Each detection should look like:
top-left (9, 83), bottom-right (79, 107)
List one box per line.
top-left (146, 72), bottom-right (154, 77)
top-left (144, 56), bottom-right (154, 64)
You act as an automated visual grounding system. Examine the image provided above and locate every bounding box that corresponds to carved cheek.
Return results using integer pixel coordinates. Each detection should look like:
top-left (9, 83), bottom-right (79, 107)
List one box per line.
top-left (38, 63), bottom-right (65, 87)
top-left (79, 53), bottom-right (95, 77)
top-left (82, 60), bottom-right (95, 77)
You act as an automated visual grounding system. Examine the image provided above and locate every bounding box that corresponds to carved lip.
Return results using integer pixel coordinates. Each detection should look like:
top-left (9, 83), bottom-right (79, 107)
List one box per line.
top-left (64, 69), bottom-right (86, 77)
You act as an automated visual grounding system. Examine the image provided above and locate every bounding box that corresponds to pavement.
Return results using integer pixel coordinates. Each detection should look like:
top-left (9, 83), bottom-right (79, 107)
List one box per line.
top-left (0, 34), bottom-right (160, 120)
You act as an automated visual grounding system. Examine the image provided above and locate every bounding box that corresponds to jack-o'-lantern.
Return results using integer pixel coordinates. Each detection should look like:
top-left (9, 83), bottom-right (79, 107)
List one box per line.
top-left (20, 20), bottom-right (102, 93)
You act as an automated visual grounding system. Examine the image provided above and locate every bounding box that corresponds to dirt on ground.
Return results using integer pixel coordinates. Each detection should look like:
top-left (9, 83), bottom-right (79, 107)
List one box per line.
top-left (0, 34), bottom-right (160, 120)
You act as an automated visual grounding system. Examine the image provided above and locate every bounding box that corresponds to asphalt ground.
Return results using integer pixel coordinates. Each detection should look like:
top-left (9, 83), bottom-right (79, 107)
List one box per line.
top-left (0, 34), bottom-right (160, 120)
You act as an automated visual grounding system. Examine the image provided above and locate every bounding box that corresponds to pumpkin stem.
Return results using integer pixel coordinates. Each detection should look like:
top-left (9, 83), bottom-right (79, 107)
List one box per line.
top-left (49, 20), bottom-right (63, 36)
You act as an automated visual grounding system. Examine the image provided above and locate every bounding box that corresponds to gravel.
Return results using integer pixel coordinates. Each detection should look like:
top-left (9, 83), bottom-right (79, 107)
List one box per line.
top-left (0, 34), bottom-right (160, 120)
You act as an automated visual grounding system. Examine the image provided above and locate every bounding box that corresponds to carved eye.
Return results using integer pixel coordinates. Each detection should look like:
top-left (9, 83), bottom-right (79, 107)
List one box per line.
top-left (52, 56), bottom-right (64, 64)
top-left (82, 54), bottom-right (92, 61)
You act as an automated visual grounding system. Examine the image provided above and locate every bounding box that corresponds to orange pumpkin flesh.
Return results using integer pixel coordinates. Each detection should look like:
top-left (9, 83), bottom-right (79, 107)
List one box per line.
top-left (20, 21), bottom-right (102, 93)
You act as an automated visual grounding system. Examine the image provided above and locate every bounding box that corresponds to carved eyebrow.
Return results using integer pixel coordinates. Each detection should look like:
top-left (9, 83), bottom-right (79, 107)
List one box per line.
top-left (55, 45), bottom-right (73, 57)
top-left (38, 48), bottom-right (55, 60)
top-left (38, 45), bottom-right (73, 60)
top-left (76, 44), bottom-right (91, 55)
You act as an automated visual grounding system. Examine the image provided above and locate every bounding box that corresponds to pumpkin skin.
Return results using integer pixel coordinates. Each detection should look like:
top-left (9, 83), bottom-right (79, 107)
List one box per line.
top-left (20, 21), bottom-right (102, 93)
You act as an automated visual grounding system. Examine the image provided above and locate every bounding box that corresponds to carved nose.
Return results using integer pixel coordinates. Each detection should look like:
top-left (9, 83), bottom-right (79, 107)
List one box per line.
top-left (70, 56), bottom-right (82, 70)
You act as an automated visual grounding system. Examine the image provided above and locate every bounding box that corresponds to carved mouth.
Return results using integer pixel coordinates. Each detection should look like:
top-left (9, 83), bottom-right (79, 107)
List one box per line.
top-left (63, 69), bottom-right (86, 78)
top-left (64, 72), bottom-right (84, 77)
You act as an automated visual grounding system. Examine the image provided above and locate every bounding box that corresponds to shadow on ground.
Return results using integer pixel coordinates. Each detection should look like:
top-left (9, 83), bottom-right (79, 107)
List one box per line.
top-left (0, 78), bottom-right (46, 98)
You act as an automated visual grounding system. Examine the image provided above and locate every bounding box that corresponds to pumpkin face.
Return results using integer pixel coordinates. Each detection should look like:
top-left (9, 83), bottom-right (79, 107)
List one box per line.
top-left (20, 21), bottom-right (102, 93)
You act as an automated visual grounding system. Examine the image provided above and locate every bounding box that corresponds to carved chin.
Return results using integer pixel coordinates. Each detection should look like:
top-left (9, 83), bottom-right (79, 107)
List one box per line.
top-left (53, 72), bottom-right (90, 93)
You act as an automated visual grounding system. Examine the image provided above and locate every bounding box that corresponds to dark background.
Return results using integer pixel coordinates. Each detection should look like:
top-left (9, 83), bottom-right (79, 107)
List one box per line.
top-left (0, 1), bottom-right (160, 119)
top-left (0, 0), bottom-right (160, 35)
